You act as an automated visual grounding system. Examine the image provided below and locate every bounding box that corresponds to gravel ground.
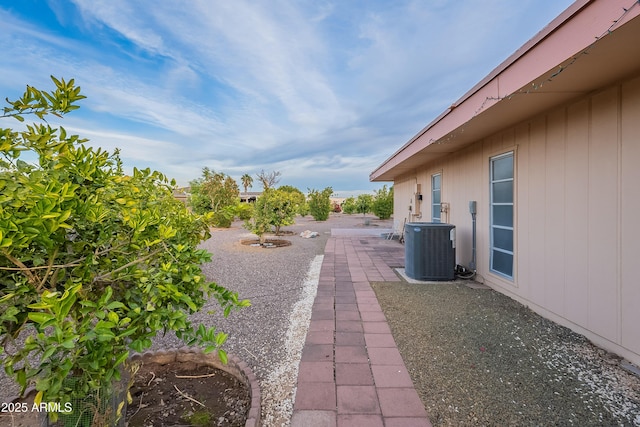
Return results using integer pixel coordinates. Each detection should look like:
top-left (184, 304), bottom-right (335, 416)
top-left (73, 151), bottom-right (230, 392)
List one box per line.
top-left (371, 280), bottom-right (640, 426)
top-left (149, 213), bottom-right (373, 426)
top-left (4, 212), bottom-right (639, 427)
top-left (0, 213), bottom-right (378, 427)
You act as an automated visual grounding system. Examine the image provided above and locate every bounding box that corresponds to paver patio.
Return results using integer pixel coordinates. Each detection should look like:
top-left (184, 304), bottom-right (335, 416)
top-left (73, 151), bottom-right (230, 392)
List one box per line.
top-left (291, 233), bottom-right (432, 427)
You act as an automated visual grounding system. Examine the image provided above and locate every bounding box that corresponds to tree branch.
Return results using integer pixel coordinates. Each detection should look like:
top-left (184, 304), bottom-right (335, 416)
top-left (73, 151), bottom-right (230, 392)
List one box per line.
top-left (0, 249), bottom-right (39, 286)
top-left (91, 249), bottom-right (162, 283)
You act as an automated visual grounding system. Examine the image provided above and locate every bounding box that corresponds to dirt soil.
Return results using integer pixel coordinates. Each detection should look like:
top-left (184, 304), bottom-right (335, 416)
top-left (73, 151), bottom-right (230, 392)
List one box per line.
top-left (238, 238), bottom-right (292, 248)
top-left (126, 362), bottom-right (250, 427)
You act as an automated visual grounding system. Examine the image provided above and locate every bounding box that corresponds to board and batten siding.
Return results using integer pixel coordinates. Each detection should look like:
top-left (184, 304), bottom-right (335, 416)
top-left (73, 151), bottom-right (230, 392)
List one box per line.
top-left (393, 74), bottom-right (640, 365)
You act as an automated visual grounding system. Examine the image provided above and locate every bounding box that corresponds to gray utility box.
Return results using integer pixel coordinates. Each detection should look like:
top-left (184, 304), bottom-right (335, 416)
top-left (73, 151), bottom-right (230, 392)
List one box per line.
top-left (404, 223), bottom-right (456, 281)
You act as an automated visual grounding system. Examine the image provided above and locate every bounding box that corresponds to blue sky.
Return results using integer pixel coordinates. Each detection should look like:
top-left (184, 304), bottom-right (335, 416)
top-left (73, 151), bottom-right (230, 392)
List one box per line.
top-left (1, 0), bottom-right (574, 196)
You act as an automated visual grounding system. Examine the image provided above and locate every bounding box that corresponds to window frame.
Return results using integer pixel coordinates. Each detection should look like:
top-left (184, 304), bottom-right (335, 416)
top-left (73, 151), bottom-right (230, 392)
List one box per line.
top-left (489, 152), bottom-right (514, 280)
top-left (431, 173), bottom-right (441, 223)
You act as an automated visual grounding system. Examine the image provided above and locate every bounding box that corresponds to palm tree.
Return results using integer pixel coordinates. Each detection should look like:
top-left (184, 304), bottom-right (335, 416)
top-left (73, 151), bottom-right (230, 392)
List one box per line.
top-left (241, 173), bottom-right (253, 202)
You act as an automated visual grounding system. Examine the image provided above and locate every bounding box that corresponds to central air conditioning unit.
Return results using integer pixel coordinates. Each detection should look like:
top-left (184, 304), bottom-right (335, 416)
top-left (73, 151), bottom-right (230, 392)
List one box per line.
top-left (404, 222), bottom-right (456, 281)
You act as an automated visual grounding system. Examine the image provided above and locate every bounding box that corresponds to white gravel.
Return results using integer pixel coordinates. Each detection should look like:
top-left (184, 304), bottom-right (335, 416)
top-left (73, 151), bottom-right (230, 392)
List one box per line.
top-left (260, 254), bottom-right (322, 426)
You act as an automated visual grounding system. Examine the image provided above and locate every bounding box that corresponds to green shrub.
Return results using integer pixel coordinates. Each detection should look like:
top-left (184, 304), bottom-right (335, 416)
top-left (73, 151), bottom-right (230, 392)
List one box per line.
top-left (244, 188), bottom-right (297, 241)
top-left (372, 185), bottom-right (394, 220)
top-left (342, 197), bottom-right (357, 214)
top-left (307, 187), bottom-right (333, 221)
top-left (278, 185), bottom-right (307, 216)
top-left (212, 206), bottom-right (235, 228)
top-left (234, 203), bottom-right (254, 221)
top-left (0, 77), bottom-right (249, 423)
top-left (355, 194), bottom-right (374, 216)
top-left (187, 181), bottom-right (213, 215)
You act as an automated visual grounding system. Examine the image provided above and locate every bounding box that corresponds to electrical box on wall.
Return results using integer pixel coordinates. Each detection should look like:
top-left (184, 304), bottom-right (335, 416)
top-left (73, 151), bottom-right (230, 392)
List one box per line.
top-left (413, 183), bottom-right (422, 216)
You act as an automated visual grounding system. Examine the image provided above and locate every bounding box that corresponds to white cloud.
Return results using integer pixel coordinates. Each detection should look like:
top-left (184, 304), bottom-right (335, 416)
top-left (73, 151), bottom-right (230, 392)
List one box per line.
top-left (1, 0), bottom-right (575, 190)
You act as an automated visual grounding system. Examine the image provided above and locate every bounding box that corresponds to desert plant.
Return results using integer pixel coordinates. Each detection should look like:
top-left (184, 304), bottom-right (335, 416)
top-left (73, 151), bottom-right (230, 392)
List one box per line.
top-left (372, 185), bottom-right (394, 220)
top-left (0, 77), bottom-right (249, 424)
top-left (233, 202), bottom-right (254, 221)
top-left (278, 185), bottom-right (307, 216)
top-left (355, 194), bottom-right (374, 216)
top-left (199, 168), bottom-right (240, 212)
top-left (187, 178), bottom-right (214, 215)
top-left (307, 187), bottom-right (333, 221)
top-left (341, 197), bottom-right (357, 214)
top-left (212, 205), bottom-right (235, 228)
top-left (244, 188), bottom-right (296, 241)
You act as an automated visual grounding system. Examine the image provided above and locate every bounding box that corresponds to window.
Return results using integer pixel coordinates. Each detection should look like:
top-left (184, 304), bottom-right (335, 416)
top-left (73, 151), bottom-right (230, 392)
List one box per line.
top-left (431, 173), bottom-right (441, 223)
top-left (490, 153), bottom-right (514, 279)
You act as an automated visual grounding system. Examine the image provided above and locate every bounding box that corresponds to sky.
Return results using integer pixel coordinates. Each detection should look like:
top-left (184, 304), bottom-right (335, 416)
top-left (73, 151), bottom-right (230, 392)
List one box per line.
top-left (0, 0), bottom-right (574, 196)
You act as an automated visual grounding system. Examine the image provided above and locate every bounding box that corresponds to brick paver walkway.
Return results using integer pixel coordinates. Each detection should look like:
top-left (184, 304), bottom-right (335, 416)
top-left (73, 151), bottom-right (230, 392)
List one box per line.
top-left (291, 234), bottom-right (432, 427)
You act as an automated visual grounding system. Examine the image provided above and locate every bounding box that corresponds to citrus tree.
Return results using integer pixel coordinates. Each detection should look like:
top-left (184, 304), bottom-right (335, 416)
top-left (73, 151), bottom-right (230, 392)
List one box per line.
top-left (188, 168), bottom-right (240, 227)
top-left (244, 188), bottom-right (297, 242)
top-left (307, 187), bottom-right (333, 221)
top-left (355, 193), bottom-right (374, 216)
top-left (341, 197), bottom-right (357, 214)
top-left (278, 185), bottom-right (308, 216)
top-left (0, 77), bottom-right (249, 422)
top-left (186, 177), bottom-right (213, 215)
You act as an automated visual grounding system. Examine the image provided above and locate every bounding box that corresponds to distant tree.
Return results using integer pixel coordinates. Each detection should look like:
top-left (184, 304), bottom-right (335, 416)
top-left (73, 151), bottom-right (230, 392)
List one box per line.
top-left (342, 197), bottom-right (357, 214)
top-left (355, 194), bottom-right (374, 216)
top-left (257, 169), bottom-right (281, 190)
top-left (188, 168), bottom-right (239, 227)
top-left (187, 177), bottom-right (212, 215)
top-left (308, 187), bottom-right (333, 221)
top-left (372, 185), bottom-right (394, 220)
top-left (266, 189), bottom-right (298, 235)
top-left (244, 188), bottom-right (296, 242)
top-left (241, 173), bottom-right (253, 200)
top-left (201, 168), bottom-right (240, 210)
top-left (278, 185), bottom-right (308, 216)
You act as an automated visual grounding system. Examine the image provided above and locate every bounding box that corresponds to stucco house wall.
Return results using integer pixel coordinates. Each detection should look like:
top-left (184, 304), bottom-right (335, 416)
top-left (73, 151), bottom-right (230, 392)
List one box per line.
top-left (374, 1), bottom-right (640, 366)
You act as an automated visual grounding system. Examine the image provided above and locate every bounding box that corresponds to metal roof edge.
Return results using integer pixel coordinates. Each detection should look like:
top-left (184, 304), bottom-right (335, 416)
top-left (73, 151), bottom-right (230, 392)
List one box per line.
top-left (370, 0), bottom-right (592, 181)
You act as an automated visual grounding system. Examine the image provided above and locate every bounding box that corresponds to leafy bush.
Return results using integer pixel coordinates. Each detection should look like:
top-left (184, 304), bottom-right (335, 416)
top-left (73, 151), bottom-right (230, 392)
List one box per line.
top-left (0, 77), bottom-right (249, 422)
top-left (341, 197), bottom-right (357, 214)
top-left (244, 188), bottom-right (297, 241)
top-left (188, 168), bottom-right (239, 217)
top-left (233, 203), bottom-right (254, 221)
top-left (372, 185), bottom-right (394, 219)
top-left (355, 194), bottom-right (374, 216)
top-left (307, 187), bottom-right (333, 221)
top-left (278, 185), bottom-right (307, 216)
top-left (297, 201), bottom-right (310, 217)
top-left (212, 206), bottom-right (235, 228)
top-left (187, 179), bottom-right (214, 215)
